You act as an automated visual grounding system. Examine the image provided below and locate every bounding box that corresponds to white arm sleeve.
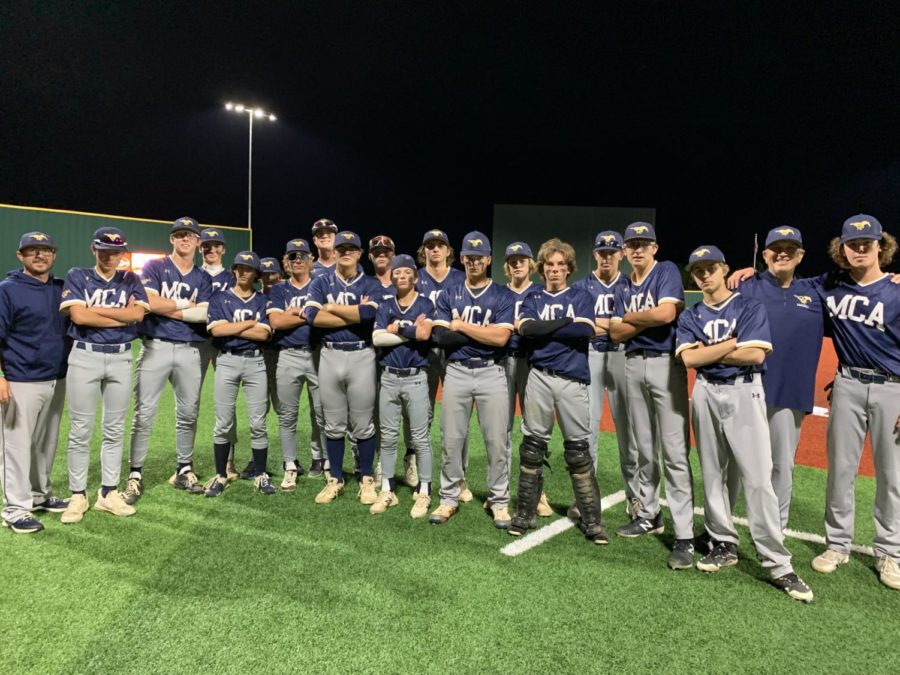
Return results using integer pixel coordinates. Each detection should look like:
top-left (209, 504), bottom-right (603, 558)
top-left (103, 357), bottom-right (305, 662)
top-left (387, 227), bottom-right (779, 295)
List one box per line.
top-left (180, 305), bottom-right (208, 323)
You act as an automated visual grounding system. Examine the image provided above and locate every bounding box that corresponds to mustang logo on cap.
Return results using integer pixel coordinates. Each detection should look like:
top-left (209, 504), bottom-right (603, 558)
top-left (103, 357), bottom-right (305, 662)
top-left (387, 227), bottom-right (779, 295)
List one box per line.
top-left (31, 233), bottom-right (49, 241)
top-left (240, 254), bottom-right (253, 261)
top-left (693, 248), bottom-right (710, 257)
top-left (262, 261), bottom-right (274, 267)
top-left (508, 244), bottom-right (523, 251)
top-left (341, 233), bottom-right (355, 240)
top-left (468, 238), bottom-right (484, 247)
top-left (631, 225), bottom-right (649, 234)
top-left (776, 228), bottom-right (795, 236)
top-left (430, 229), bottom-right (445, 238)
top-left (105, 233), bottom-right (122, 242)
top-left (180, 218), bottom-right (194, 226)
top-left (292, 240), bottom-right (302, 247)
top-left (206, 230), bottom-right (219, 236)
top-left (851, 220), bottom-right (871, 230)
top-left (601, 235), bottom-right (616, 243)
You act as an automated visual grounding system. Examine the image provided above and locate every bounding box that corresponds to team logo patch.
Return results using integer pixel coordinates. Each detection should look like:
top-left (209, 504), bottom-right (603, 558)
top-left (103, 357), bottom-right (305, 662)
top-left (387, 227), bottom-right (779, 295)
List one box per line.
top-left (206, 230), bottom-right (219, 236)
top-left (467, 238), bottom-right (484, 247)
top-left (429, 229), bottom-right (445, 238)
top-left (104, 233), bottom-right (121, 242)
top-left (31, 233), bottom-right (49, 241)
top-left (61, 289), bottom-right (71, 298)
top-left (292, 240), bottom-right (302, 246)
top-left (262, 261), bottom-right (274, 267)
top-left (180, 218), bottom-right (194, 226)
top-left (341, 233), bottom-right (355, 240)
top-left (601, 235), bottom-right (616, 242)
top-left (631, 225), bottom-right (649, 234)
top-left (508, 244), bottom-right (523, 251)
top-left (692, 248), bottom-right (710, 257)
top-left (240, 254), bottom-right (253, 261)
top-left (795, 295), bottom-right (812, 304)
top-left (776, 228), bottom-right (795, 236)
top-left (851, 220), bottom-right (871, 231)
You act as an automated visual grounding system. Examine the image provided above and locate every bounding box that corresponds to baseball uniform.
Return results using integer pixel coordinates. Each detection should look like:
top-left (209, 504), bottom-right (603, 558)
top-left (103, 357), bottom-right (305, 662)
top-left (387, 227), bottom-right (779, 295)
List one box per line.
top-left (505, 279), bottom-right (542, 459)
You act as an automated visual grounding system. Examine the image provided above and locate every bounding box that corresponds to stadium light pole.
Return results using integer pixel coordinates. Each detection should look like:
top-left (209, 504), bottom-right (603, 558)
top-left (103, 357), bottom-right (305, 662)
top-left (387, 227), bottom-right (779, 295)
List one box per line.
top-left (225, 102), bottom-right (277, 233)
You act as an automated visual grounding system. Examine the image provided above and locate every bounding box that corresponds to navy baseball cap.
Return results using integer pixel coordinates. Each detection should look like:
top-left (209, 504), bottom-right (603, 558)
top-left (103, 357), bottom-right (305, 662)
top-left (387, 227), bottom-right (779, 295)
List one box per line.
top-left (686, 245), bottom-right (726, 271)
top-left (840, 214), bottom-right (883, 243)
top-left (391, 254), bottom-right (418, 271)
top-left (422, 228), bottom-right (450, 245)
top-left (312, 218), bottom-right (338, 234)
top-left (765, 226), bottom-right (803, 248)
top-left (593, 231), bottom-right (624, 252)
top-left (460, 231), bottom-right (491, 256)
top-left (18, 231), bottom-right (57, 251)
top-left (369, 234), bottom-right (395, 252)
top-left (504, 242), bottom-right (533, 260)
top-left (285, 238), bottom-right (311, 254)
top-left (335, 231), bottom-right (362, 249)
top-left (171, 217), bottom-right (200, 235)
top-left (259, 257), bottom-right (281, 273)
top-left (200, 228), bottom-right (225, 245)
top-left (623, 222), bottom-right (657, 242)
top-left (232, 251), bottom-right (261, 271)
top-left (92, 227), bottom-right (129, 251)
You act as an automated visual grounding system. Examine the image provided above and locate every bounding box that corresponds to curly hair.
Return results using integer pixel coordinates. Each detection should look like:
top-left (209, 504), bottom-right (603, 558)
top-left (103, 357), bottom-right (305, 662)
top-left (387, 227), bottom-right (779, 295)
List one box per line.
top-left (503, 257), bottom-right (537, 280)
top-left (828, 232), bottom-right (897, 269)
top-left (536, 238), bottom-right (577, 279)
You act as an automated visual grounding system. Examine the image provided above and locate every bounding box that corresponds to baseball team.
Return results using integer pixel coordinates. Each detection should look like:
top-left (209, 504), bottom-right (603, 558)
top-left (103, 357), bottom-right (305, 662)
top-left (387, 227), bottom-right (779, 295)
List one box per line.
top-left (2, 214), bottom-right (898, 605)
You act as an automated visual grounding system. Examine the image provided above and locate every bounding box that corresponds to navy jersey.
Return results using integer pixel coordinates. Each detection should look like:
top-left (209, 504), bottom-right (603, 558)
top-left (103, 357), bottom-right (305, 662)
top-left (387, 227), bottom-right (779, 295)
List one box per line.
top-left (312, 260), bottom-right (336, 279)
top-left (818, 271), bottom-right (900, 376)
top-left (416, 267), bottom-right (466, 307)
top-left (611, 260), bottom-right (684, 353)
top-left (266, 278), bottom-right (316, 349)
top-left (207, 288), bottom-right (271, 351)
top-left (202, 264), bottom-right (231, 294)
top-left (377, 280), bottom-right (397, 303)
top-left (573, 271), bottom-right (627, 351)
top-left (138, 256), bottom-right (212, 342)
top-left (507, 281), bottom-right (543, 353)
top-left (675, 292), bottom-right (772, 381)
top-left (60, 267), bottom-right (150, 344)
top-left (518, 286), bottom-right (595, 383)
top-left (433, 280), bottom-right (515, 362)
top-left (304, 269), bottom-right (382, 345)
top-left (373, 293), bottom-right (435, 369)
top-left (0, 270), bottom-right (71, 381)
top-left (738, 271), bottom-right (825, 412)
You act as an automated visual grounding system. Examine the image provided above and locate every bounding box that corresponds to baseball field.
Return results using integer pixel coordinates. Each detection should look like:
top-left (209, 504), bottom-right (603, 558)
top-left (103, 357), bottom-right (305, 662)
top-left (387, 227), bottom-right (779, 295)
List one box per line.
top-left (1, 345), bottom-right (896, 674)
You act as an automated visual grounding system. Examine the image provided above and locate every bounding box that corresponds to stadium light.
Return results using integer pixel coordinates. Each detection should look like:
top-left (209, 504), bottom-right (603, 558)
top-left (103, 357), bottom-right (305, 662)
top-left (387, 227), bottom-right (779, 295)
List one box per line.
top-left (224, 101), bottom-right (277, 232)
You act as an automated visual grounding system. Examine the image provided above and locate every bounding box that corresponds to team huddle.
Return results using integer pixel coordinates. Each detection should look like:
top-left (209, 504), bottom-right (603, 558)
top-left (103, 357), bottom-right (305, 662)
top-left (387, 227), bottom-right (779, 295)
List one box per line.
top-left (1, 214), bottom-right (898, 604)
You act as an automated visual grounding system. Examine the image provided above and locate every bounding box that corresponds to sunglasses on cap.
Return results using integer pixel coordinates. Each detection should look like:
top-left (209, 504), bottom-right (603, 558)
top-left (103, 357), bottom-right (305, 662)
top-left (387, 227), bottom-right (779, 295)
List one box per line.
top-left (94, 235), bottom-right (126, 247)
top-left (286, 251), bottom-right (311, 261)
top-left (369, 235), bottom-right (394, 250)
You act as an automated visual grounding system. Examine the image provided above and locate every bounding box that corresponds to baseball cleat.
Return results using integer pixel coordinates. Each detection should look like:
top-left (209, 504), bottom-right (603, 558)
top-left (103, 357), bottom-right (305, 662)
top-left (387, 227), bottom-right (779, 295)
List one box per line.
top-left (668, 539), bottom-right (696, 570)
top-left (254, 473), bottom-right (277, 495)
top-left (875, 556), bottom-right (900, 590)
top-left (696, 542), bottom-right (739, 573)
top-left (459, 480), bottom-right (474, 503)
top-left (172, 470), bottom-right (204, 494)
top-left (583, 522), bottom-right (609, 545)
top-left (403, 453), bottom-right (419, 488)
top-left (121, 475), bottom-right (143, 505)
top-left (61, 494), bottom-right (90, 524)
top-left (616, 511), bottom-right (664, 538)
top-left (489, 504), bottom-right (512, 530)
top-left (772, 572), bottom-right (814, 603)
top-left (2, 515), bottom-right (45, 534)
top-left (508, 517), bottom-right (534, 537)
top-left (811, 549), bottom-right (850, 574)
top-left (357, 476), bottom-right (378, 505)
top-left (31, 496), bottom-right (69, 513)
top-left (308, 458), bottom-right (325, 478)
top-left (204, 477), bottom-right (228, 498)
top-left (239, 460), bottom-right (256, 480)
top-left (315, 478), bottom-right (344, 504)
top-left (369, 491), bottom-right (399, 515)
top-left (410, 491), bottom-right (432, 519)
top-left (94, 489), bottom-right (136, 517)
top-left (429, 504), bottom-right (458, 525)
top-left (225, 459), bottom-right (240, 483)
top-left (281, 469), bottom-right (298, 492)
top-left (536, 492), bottom-right (554, 517)
top-left (694, 530), bottom-right (715, 556)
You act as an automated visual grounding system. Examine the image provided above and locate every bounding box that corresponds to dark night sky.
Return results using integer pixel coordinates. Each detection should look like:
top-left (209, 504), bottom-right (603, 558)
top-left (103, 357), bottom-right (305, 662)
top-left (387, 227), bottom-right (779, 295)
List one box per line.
top-left (2, 1), bottom-right (899, 272)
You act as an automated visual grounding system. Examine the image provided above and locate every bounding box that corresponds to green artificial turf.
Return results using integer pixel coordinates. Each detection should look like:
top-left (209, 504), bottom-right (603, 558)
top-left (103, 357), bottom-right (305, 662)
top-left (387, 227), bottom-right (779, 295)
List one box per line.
top-left (1, 372), bottom-right (897, 674)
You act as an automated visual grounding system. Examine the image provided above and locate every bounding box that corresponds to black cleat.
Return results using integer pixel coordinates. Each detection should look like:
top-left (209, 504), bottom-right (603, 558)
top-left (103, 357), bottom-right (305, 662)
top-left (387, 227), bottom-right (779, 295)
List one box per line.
top-left (308, 458), bottom-right (325, 478)
top-left (239, 460), bottom-right (257, 480)
top-left (696, 541), bottom-right (739, 573)
top-left (668, 539), bottom-right (696, 570)
top-left (616, 511), bottom-right (664, 538)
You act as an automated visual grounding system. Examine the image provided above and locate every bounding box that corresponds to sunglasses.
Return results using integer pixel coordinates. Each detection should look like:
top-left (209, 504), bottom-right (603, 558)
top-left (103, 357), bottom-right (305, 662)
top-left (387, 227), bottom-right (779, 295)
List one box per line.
top-left (369, 236), bottom-right (394, 250)
top-left (172, 231), bottom-right (198, 240)
top-left (286, 251), bottom-right (311, 261)
top-left (94, 236), bottom-right (126, 247)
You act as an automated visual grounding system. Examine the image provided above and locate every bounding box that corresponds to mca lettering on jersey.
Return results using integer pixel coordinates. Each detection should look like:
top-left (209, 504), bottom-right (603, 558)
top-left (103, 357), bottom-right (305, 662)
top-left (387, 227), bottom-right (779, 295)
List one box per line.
top-left (538, 303), bottom-right (577, 320)
top-left (826, 294), bottom-right (885, 331)
top-left (453, 305), bottom-right (493, 325)
top-left (327, 291), bottom-right (358, 305)
top-left (86, 287), bottom-right (128, 307)
top-left (159, 281), bottom-right (199, 303)
top-left (703, 318), bottom-right (737, 343)
top-left (624, 290), bottom-right (656, 312)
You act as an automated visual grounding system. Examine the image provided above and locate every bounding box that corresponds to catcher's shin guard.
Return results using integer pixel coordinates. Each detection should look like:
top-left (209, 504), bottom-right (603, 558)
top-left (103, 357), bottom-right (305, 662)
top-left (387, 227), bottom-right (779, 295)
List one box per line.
top-left (509, 435), bottom-right (548, 535)
top-left (564, 439), bottom-right (605, 542)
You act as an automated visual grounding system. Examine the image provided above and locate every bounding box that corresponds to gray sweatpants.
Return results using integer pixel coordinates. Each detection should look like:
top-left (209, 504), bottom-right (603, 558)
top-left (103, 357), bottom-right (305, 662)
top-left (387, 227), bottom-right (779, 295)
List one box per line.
top-left (199, 339), bottom-right (237, 446)
top-left (1, 378), bottom-right (66, 521)
top-left (213, 353), bottom-right (268, 449)
top-left (439, 361), bottom-right (509, 508)
top-left (626, 354), bottom-right (695, 540)
top-left (316, 345), bottom-right (377, 440)
top-left (692, 375), bottom-right (793, 578)
top-left (589, 347), bottom-right (638, 496)
top-left (505, 355), bottom-right (530, 459)
top-left (276, 348), bottom-right (326, 464)
top-left (824, 371), bottom-right (900, 562)
top-left (522, 368), bottom-right (591, 442)
top-left (768, 406), bottom-right (805, 530)
top-left (66, 346), bottom-right (132, 491)
top-left (379, 370), bottom-right (433, 483)
top-left (129, 339), bottom-right (202, 467)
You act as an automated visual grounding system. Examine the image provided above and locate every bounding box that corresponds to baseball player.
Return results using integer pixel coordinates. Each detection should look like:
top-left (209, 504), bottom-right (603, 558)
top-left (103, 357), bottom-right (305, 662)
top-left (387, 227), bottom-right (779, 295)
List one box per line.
top-left (429, 231), bottom-right (514, 528)
top-left (503, 242), bottom-right (552, 517)
top-left (0, 232), bottom-right (70, 534)
top-left (311, 218), bottom-right (339, 278)
top-left (508, 239), bottom-right (607, 543)
top-left (370, 254), bottom-right (435, 517)
top-left (122, 217), bottom-right (211, 504)
top-left (609, 222), bottom-right (695, 569)
top-left (59, 227), bottom-right (150, 524)
top-left (810, 215), bottom-right (900, 591)
top-left (260, 256), bottom-right (283, 422)
top-left (572, 231), bottom-right (639, 517)
top-left (303, 231), bottom-right (382, 505)
top-left (266, 238), bottom-right (326, 488)
top-left (204, 251), bottom-right (275, 497)
top-left (675, 245), bottom-right (813, 601)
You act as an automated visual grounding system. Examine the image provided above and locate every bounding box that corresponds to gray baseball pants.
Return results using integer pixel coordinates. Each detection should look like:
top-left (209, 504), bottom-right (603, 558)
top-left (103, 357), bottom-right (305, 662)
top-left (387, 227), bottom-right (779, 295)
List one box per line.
top-left (504, 355), bottom-right (529, 460)
top-left (522, 368), bottom-right (591, 442)
top-left (1, 378), bottom-right (66, 521)
top-left (276, 347), bottom-right (326, 464)
top-left (626, 354), bottom-right (695, 540)
top-left (379, 370), bottom-right (433, 482)
top-left (589, 347), bottom-right (639, 496)
top-left (824, 371), bottom-right (900, 562)
top-left (767, 406), bottom-right (805, 529)
top-left (316, 345), bottom-right (377, 440)
top-left (213, 353), bottom-right (268, 449)
top-left (439, 362), bottom-right (509, 508)
top-left (692, 375), bottom-right (793, 578)
top-left (129, 339), bottom-right (202, 467)
top-left (199, 339), bottom-right (237, 446)
top-left (66, 345), bottom-right (132, 491)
